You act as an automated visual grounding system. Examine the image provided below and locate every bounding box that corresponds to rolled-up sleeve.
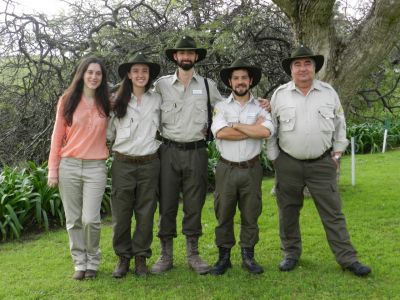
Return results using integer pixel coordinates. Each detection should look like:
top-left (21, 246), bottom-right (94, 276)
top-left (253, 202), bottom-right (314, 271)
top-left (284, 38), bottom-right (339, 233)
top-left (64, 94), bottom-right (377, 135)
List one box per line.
top-left (259, 110), bottom-right (275, 138)
top-left (211, 102), bottom-right (228, 137)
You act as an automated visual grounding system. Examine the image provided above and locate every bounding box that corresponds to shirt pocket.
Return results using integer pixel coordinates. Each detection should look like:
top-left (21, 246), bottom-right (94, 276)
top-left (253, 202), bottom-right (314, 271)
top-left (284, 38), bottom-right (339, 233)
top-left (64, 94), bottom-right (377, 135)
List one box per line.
top-left (194, 101), bottom-right (208, 124)
top-left (225, 113), bottom-right (239, 123)
top-left (116, 118), bottom-right (132, 140)
top-left (246, 112), bottom-right (258, 124)
top-left (318, 106), bottom-right (335, 132)
top-left (161, 102), bottom-right (175, 124)
top-left (278, 107), bottom-right (295, 131)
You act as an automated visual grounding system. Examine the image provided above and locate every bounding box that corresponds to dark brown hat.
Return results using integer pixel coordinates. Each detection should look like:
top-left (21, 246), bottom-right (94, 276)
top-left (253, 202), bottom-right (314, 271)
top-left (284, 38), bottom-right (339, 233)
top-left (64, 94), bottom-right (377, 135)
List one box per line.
top-left (281, 45), bottom-right (324, 76)
top-left (118, 52), bottom-right (160, 80)
top-left (220, 58), bottom-right (262, 88)
top-left (165, 36), bottom-right (207, 63)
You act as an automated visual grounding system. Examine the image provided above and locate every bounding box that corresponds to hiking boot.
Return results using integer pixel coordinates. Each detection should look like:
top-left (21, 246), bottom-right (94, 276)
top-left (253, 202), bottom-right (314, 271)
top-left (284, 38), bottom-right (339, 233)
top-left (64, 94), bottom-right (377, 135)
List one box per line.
top-left (151, 237), bottom-right (173, 274)
top-left (241, 247), bottom-right (264, 274)
top-left (134, 256), bottom-right (149, 277)
top-left (209, 247), bottom-right (232, 275)
top-left (112, 256), bottom-right (130, 278)
top-left (186, 235), bottom-right (210, 275)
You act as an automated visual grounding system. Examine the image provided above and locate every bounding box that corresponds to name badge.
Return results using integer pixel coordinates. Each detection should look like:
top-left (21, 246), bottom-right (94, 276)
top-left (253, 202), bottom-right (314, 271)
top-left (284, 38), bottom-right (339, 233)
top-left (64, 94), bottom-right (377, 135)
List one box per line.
top-left (192, 89), bottom-right (203, 95)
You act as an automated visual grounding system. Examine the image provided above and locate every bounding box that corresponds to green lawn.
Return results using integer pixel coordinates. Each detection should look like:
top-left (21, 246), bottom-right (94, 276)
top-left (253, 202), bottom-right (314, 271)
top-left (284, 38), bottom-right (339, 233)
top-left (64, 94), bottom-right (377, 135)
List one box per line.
top-left (1, 151), bottom-right (399, 299)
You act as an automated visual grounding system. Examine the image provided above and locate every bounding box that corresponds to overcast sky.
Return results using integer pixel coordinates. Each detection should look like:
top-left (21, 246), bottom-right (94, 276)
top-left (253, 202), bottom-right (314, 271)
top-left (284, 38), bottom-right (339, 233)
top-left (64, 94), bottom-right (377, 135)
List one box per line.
top-left (2, 0), bottom-right (363, 17)
top-left (1, 0), bottom-right (70, 15)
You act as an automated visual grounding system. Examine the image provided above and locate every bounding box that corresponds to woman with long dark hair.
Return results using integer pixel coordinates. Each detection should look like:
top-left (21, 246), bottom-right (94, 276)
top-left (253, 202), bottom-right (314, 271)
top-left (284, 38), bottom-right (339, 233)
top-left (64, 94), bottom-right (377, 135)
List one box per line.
top-left (48, 56), bottom-right (110, 280)
top-left (107, 52), bottom-right (161, 278)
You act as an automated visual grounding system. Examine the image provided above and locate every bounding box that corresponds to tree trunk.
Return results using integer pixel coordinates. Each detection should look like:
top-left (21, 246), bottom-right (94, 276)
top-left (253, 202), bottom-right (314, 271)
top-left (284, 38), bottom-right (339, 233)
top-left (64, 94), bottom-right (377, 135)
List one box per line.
top-left (272, 0), bottom-right (400, 110)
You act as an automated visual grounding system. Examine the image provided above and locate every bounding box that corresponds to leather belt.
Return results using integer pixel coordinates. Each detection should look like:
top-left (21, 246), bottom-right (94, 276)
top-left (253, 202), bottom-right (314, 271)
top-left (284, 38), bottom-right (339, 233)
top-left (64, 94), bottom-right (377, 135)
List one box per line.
top-left (114, 152), bottom-right (158, 164)
top-left (280, 148), bottom-right (332, 162)
top-left (220, 155), bottom-right (259, 169)
top-left (158, 136), bottom-right (206, 150)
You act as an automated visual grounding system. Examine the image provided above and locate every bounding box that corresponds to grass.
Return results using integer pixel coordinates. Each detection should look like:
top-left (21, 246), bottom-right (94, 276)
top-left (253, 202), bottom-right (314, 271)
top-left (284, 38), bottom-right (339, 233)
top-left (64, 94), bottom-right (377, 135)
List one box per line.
top-left (0, 150), bottom-right (399, 299)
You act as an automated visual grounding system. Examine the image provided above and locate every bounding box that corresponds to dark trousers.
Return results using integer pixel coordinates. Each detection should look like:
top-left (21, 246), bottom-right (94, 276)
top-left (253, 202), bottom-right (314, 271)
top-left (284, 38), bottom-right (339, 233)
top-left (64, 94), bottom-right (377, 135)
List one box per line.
top-left (274, 151), bottom-right (358, 267)
top-left (111, 158), bottom-right (159, 258)
top-left (157, 144), bottom-right (208, 238)
top-left (214, 160), bottom-right (263, 249)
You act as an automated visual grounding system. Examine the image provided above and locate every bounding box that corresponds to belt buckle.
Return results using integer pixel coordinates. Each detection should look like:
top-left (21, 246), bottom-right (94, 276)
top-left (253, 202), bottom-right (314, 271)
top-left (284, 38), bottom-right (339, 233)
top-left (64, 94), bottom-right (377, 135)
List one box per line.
top-left (175, 142), bottom-right (185, 150)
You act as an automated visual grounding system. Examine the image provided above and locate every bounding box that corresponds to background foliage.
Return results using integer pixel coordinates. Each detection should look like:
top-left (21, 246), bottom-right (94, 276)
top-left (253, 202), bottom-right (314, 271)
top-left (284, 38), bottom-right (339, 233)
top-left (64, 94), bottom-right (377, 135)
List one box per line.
top-left (1, 0), bottom-right (399, 167)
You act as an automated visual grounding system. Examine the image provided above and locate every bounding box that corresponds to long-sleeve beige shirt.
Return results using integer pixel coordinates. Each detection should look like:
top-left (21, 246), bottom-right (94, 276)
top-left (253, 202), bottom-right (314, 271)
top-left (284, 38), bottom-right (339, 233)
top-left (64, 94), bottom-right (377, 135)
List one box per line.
top-left (211, 93), bottom-right (274, 162)
top-left (154, 70), bottom-right (223, 142)
top-left (107, 90), bottom-right (162, 156)
top-left (266, 79), bottom-right (349, 160)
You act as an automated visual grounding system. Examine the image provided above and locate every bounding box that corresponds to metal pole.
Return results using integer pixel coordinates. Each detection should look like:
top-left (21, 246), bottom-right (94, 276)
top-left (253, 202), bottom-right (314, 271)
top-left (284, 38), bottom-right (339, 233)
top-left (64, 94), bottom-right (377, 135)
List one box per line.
top-left (382, 129), bottom-right (388, 153)
top-left (351, 137), bottom-right (355, 186)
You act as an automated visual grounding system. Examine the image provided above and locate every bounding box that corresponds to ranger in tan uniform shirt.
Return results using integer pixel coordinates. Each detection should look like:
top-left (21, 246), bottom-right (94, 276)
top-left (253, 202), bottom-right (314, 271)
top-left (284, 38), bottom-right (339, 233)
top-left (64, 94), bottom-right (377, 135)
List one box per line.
top-left (266, 45), bottom-right (371, 277)
top-left (107, 53), bottom-right (161, 278)
top-left (151, 36), bottom-right (223, 275)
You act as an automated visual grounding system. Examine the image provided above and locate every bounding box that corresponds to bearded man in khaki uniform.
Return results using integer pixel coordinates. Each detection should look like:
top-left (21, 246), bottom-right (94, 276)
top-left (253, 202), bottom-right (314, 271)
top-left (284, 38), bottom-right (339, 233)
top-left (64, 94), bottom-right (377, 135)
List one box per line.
top-left (267, 45), bottom-right (371, 277)
top-left (209, 59), bottom-right (274, 275)
top-left (151, 36), bottom-right (223, 275)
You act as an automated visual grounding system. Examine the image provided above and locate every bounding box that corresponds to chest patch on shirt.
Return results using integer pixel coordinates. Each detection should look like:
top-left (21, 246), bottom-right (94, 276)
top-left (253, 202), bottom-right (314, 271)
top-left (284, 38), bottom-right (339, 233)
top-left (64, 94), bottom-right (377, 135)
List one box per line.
top-left (192, 89), bottom-right (203, 95)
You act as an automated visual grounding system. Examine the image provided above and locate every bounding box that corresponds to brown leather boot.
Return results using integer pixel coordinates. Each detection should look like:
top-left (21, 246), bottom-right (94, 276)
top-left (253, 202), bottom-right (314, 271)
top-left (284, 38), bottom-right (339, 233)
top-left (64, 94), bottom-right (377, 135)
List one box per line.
top-left (134, 256), bottom-right (149, 277)
top-left (150, 237), bottom-right (173, 274)
top-left (186, 235), bottom-right (210, 274)
top-left (112, 256), bottom-right (130, 278)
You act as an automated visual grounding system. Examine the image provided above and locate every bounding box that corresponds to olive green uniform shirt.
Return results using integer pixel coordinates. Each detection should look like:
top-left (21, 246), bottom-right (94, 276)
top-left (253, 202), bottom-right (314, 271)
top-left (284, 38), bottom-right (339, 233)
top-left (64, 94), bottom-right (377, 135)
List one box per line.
top-left (154, 70), bottom-right (223, 142)
top-left (267, 80), bottom-right (348, 160)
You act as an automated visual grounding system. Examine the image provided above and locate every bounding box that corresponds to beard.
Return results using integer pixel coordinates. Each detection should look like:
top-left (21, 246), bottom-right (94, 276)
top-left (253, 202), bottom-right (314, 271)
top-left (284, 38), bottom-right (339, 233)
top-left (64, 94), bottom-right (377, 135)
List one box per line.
top-left (232, 85), bottom-right (250, 97)
top-left (177, 60), bottom-right (195, 71)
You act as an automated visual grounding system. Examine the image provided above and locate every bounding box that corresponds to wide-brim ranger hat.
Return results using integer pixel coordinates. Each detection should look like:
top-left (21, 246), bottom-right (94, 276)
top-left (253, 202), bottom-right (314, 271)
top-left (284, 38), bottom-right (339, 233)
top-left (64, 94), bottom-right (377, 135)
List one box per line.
top-left (118, 52), bottom-right (161, 80)
top-left (281, 45), bottom-right (324, 76)
top-left (220, 58), bottom-right (262, 89)
top-left (165, 35), bottom-right (207, 63)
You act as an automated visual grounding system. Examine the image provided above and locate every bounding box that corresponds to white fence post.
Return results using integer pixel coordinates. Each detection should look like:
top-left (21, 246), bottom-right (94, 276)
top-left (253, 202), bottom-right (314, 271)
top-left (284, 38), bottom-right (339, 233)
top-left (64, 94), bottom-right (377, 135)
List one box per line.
top-left (382, 129), bottom-right (388, 153)
top-left (351, 137), bottom-right (356, 186)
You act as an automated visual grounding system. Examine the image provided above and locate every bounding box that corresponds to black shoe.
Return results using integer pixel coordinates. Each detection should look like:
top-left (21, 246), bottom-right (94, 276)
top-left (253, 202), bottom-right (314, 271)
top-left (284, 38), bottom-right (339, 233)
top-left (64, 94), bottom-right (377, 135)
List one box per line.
top-left (241, 248), bottom-right (264, 274)
top-left (279, 258), bottom-right (298, 272)
top-left (209, 247), bottom-right (232, 275)
top-left (345, 261), bottom-right (371, 277)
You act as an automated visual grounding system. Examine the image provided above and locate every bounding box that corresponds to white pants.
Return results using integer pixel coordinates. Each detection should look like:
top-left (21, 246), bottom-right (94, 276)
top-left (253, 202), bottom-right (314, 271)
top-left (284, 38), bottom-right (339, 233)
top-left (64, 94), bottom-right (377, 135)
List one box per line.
top-left (59, 157), bottom-right (107, 271)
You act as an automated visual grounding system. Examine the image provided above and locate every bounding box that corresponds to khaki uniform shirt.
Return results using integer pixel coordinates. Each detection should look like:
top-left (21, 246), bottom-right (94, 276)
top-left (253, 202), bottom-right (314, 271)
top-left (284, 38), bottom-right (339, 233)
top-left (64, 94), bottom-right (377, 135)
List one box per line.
top-left (211, 93), bottom-right (275, 162)
top-left (266, 79), bottom-right (349, 160)
top-left (154, 70), bottom-right (223, 142)
top-left (107, 90), bottom-right (162, 156)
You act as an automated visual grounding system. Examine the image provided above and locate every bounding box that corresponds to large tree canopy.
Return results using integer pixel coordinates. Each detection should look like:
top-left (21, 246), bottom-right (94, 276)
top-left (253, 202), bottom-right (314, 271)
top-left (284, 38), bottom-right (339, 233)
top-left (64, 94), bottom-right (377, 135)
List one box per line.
top-left (272, 0), bottom-right (400, 111)
top-left (0, 0), bottom-right (399, 165)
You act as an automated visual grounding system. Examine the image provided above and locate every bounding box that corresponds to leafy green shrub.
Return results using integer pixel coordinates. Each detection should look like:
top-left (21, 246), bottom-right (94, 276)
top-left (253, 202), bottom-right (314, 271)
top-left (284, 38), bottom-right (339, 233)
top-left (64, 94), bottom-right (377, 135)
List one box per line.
top-left (102, 157), bottom-right (113, 216)
top-left (26, 161), bottom-right (64, 230)
top-left (346, 119), bottom-right (400, 154)
top-left (207, 141), bottom-right (220, 192)
top-left (0, 167), bottom-right (33, 240)
top-left (0, 159), bottom-right (113, 240)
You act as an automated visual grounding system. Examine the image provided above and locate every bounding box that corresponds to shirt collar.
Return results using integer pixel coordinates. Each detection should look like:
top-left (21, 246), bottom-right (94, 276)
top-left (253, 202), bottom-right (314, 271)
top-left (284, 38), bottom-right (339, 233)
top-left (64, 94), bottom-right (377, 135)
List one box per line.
top-left (289, 79), bottom-right (322, 92)
top-left (225, 92), bottom-right (257, 104)
top-left (171, 69), bottom-right (200, 85)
